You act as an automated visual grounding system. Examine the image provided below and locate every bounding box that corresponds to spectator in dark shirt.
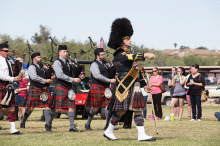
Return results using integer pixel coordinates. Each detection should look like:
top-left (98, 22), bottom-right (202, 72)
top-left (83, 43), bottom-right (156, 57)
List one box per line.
top-left (186, 64), bottom-right (205, 121)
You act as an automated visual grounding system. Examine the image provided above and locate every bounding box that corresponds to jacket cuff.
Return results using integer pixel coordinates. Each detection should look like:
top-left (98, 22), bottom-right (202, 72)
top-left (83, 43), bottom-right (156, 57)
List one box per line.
top-left (134, 53), bottom-right (145, 61)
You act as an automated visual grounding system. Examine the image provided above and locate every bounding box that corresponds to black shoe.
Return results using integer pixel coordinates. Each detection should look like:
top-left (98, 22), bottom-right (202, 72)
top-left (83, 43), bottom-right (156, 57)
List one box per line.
top-left (45, 124), bottom-right (52, 132)
top-left (0, 126), bottom-right (6, 130)
top-left (20, 123), bottom-right (25, 128)
top-left (123, 125), bottom-right (131, 129)
top-left (85, 124), bottom-right (92, 130)
top-left (37, 115), bottom-right (45, 122)
top-left (103, 134), bottom-right (117, 141)
top-left (10, 131), bottom-right (22, 135)
top-left (69, 127), bottom-right (82, 132)
top-left (140, 137), bottom-right (156, 142)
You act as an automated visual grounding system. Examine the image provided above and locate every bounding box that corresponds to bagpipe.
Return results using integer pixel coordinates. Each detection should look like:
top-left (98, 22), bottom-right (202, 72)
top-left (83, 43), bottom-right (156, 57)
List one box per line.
top-left (88, 36), bottom-right (116, 79)
top-left (7, 43), bottom-right (26, 77)
top-left (105, 49), bottom-right (116, 79)
top-left (27, 44), bottom-right (54, 79)
top-left (49, 36), bottom-right (84, 78)
top-left (42, 57), bottom-right (54, 79)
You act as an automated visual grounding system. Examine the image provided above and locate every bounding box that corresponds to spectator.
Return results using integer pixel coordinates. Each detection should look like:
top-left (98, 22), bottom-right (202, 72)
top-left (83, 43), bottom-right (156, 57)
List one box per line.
top-left (169, 67), bottom-right (186, 120)
top-left (149, 67), bottom-right (163, 119)
top-left (186, 64), bottom-right (205, 121)
top-left (168, 67), bottom-right (180, 119)
top-left (140, 67), bottom-right (150, 119)
top-left (74, 70), bottom-right (91, 93)
top-left (16, 73), bottom-right (29, 119)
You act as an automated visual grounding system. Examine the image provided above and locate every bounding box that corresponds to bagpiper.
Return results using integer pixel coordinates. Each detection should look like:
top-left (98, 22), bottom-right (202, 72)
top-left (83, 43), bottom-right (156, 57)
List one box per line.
top-left (20, 51), bottom-right (54, 131)
top-left (0, 42), bottom-right (22, 134)
top-left (85, 48), bottom-right (116, 130)
top-left (51, 45), bottom-right (81, 132)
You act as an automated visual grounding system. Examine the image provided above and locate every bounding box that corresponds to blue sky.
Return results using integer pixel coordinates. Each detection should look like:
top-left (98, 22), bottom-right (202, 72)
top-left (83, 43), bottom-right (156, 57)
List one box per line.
top-left (0, 0), bottom-right (220, 50)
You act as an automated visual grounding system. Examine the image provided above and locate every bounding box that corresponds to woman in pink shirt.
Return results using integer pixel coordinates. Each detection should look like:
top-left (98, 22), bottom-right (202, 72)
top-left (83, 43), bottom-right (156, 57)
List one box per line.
top-left (149, 67), bottom-right (163, 119)
top-left (16, 74), bottom-right (29, 119)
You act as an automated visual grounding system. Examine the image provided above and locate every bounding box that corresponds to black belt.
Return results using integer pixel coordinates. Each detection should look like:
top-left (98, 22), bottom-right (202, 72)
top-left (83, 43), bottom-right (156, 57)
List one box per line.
top-left (0, 81), bottom-right (9, 86)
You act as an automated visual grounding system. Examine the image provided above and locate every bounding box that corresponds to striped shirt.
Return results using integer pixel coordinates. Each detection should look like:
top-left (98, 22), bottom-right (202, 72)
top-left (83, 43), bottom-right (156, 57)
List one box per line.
top-left (173, 78), bottom-right (186, 96)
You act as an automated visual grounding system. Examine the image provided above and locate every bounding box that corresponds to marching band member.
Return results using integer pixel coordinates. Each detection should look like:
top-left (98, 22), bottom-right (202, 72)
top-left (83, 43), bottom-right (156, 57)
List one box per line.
top-left (104, 18), bottom-right (156, 141)
top-left (85, 48), bottom-right (116, 130)
top-left (51, 45), bottom-right (81, 132)
top-left (20, 52), bottom-right (53, 131)
top-left (0, 42), bottom-right (22, 134)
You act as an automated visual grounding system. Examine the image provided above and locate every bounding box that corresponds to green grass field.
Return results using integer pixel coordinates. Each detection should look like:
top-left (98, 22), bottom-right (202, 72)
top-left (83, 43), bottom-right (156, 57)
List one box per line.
top-left (0, 105), bottom-right (219, 146)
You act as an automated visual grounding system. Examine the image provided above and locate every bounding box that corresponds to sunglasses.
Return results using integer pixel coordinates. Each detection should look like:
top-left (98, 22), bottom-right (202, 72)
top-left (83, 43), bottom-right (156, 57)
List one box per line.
top-left (152, 70), bottom-right (157, 72)
top-left (1, 50), bottom-right (9, 53)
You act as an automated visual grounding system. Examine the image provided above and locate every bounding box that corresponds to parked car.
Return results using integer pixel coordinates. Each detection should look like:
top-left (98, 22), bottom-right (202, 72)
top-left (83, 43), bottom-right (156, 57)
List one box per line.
top-left (208, 85), bottom-right (220, 98)
top-left (205, 76), bottom-right (217, 84)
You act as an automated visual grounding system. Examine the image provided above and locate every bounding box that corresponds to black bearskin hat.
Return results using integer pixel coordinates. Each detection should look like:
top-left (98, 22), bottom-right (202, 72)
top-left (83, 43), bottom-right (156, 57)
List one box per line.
top-left (107, 18), bottom-right (133, 50)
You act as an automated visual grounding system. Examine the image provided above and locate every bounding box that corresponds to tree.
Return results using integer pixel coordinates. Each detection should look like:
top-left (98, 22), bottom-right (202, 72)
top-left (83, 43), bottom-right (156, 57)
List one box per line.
top-left (31, 25), bottom-right (51, 44)
top-left (0, 34), bottom-right (13, 43)
top-left (183, 55), bottom-right (216, 66)
top-left (196, 46), bottom-right (208, 50)
top-left (179, 46), bottom-right (189, 50)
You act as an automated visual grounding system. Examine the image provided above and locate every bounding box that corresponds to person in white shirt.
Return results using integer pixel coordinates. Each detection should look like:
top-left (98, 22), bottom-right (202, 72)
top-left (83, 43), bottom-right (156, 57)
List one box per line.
top-left (0, 42), bottom-right (22, 135)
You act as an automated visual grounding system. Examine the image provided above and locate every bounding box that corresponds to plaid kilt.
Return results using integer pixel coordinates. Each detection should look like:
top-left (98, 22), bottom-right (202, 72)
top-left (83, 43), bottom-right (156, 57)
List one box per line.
top-left (108, 85), bottom-right (133, 111)
top-left (24, 86), bottom-right (53, 108)
top-left (53, 84), bottom-right (75, 109)
top-left (0, 82), bottom-right (16, 107)
top-left (85, 84), bottom-right (110, 108)
top-left (109, 83), bottom-right (146, 112)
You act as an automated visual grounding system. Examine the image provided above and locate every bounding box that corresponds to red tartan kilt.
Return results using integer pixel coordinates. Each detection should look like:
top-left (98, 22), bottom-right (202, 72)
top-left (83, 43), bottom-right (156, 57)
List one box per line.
top-left (53, 84), bottom-right (76, 109)
top-left (24, 86), bottom-right (52, 108)
top-left (0, 83), bottom-right (16, 107)
top-left (85, 84), bottom-right (110, 108)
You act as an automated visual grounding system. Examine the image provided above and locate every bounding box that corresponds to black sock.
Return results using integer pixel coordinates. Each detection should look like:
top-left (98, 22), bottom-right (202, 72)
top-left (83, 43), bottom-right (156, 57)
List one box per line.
top-left (85, 109), bottom-right (96, 126)
top-left (21, 109), bottom-right (31, 124)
